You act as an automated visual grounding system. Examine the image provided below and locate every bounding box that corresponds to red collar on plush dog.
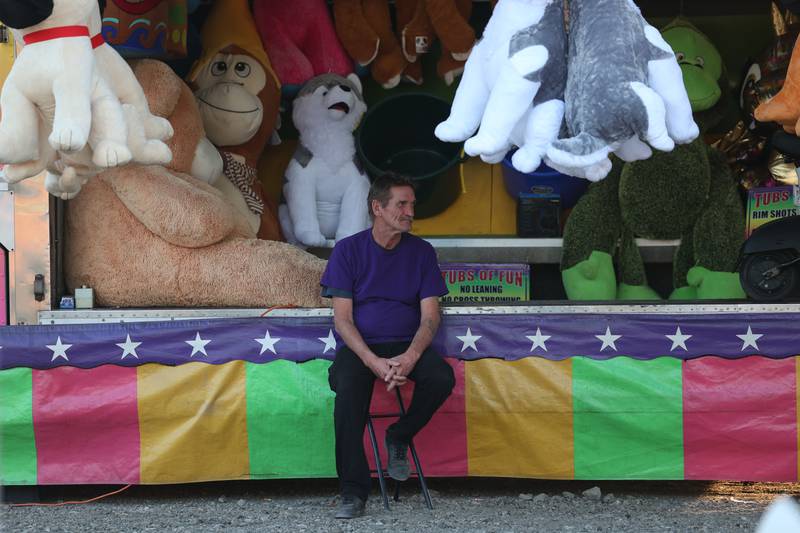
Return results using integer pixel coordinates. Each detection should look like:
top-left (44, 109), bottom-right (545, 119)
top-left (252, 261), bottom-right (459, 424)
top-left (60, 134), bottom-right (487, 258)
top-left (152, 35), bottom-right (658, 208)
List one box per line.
top-left (91, 34), bottom-right (105, 49)
top-left (23, 25), bottom-right (91, 45)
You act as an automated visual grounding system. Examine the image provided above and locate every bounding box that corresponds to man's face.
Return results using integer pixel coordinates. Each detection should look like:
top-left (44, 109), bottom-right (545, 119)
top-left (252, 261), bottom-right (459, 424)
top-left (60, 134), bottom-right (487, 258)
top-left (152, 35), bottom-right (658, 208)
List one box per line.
top-left (374, 186), bottom-right (415, 233)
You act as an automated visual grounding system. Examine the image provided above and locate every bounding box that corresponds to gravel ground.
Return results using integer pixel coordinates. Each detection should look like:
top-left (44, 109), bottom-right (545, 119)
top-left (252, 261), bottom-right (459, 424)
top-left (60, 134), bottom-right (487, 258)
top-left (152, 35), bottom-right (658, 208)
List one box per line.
top-left (2, 478), bottom-right (796, 532)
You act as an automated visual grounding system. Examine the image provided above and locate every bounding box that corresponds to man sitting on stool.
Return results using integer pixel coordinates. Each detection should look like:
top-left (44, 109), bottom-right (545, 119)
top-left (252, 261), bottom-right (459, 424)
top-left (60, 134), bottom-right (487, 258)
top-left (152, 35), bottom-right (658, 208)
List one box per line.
top-left (322, 173), bottom-right (455, 519)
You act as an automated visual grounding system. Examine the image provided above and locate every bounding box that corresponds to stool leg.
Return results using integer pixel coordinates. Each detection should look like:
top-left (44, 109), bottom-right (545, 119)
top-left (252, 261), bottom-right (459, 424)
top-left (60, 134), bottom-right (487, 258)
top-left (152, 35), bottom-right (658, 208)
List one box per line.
top-left (366, 416), bottom-right (390, 510)
top-left (394, 388), bottom-right (434, 510)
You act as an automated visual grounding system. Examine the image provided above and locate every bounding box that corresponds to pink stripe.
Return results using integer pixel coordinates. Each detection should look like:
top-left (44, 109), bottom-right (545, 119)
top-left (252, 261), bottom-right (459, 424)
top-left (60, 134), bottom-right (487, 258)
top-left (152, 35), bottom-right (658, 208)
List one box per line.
top-left (684, 356), bottom-right (797, 481)
top-left (33, 366), bottom-right (140, 484)
top-left (364, 360), bottom-right (467, 476)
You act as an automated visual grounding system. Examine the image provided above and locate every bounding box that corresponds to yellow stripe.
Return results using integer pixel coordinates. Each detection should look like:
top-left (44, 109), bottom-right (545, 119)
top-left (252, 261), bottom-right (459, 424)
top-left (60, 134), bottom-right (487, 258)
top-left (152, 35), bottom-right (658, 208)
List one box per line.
top-left (138, 362), bottom-right (250, 483)
top-left (0, 31), bottom-right (16, 89)
top-left (466, 358), bottom-right (574, 478)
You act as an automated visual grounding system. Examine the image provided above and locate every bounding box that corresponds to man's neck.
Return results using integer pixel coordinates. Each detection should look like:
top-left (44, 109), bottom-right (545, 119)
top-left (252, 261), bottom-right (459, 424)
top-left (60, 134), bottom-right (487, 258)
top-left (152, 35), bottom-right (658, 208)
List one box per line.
top-left (371, 225), bottom-right (403, 250)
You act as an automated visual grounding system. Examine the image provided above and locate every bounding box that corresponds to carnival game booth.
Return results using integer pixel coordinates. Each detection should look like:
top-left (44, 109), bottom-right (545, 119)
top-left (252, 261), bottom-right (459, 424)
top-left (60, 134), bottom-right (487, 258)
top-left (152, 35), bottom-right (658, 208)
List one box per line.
top-left (3, 0), bottom-right (800, 490)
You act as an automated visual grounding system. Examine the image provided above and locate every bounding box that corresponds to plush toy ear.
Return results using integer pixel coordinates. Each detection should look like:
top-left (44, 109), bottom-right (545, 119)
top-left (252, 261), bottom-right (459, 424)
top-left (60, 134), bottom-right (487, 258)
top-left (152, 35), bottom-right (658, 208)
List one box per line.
top-left (347, 73), bottom-right (363, 96)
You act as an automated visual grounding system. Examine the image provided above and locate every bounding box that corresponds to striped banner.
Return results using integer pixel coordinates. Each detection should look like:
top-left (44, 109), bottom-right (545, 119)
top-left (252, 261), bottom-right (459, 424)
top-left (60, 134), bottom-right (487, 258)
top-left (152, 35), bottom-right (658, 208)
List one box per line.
top-left (1, 355), bottom-right (798, 485)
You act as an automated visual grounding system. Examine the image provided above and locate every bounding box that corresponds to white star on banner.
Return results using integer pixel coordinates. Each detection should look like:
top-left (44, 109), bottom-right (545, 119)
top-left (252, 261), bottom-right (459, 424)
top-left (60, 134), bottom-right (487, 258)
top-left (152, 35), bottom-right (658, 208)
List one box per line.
top-left (666, 326), bottom-right (692, 352)
top-left (255, 330), bottom-right (281, 355)
top-left (456, 328), bottom-right (482, 353)
top-left (319, 329), bottom-right (337, 354)
top-left (116, 334), bottom-right (142, 360)
top-left (185, 332), bottom-right (211, 357)
top-left (595, 326), bottom-right (622, 352)
top-left (46, 336), bottom-right (72, 362)
top-left (526, 327), bottom-right (551, 352)
top-left (737, 325), bottom-right (763, 351)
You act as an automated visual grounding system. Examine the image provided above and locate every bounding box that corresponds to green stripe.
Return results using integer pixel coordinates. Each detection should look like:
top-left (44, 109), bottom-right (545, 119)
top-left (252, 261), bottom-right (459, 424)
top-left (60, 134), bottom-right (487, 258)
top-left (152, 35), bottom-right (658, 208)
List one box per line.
top-left (0, 368), bottom-right (37, 485)
top-left (573, 357), bottom-right (684, 479)
top-left (245, 360), bottom-right (336, 478)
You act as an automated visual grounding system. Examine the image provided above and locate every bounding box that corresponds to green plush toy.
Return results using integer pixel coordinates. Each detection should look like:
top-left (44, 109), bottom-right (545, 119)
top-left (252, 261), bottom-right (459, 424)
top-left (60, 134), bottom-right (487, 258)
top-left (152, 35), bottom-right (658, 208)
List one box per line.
top-left (561, 19), bottom-right (746, 301)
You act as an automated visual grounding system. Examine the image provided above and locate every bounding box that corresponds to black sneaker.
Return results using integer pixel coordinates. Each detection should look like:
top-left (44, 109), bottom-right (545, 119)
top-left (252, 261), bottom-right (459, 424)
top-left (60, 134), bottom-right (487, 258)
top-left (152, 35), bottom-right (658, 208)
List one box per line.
top-left (385, 435), bottom-right (410, 481)
top-left (335, 494), bottom-right (365, 519)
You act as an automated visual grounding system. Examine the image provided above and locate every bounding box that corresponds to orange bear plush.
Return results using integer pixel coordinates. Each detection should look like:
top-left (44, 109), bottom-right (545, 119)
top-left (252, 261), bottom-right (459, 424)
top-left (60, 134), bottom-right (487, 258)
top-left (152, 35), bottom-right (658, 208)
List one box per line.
top-left (334, 0), bottom-right (474, 88)
top-left (755, 35), bottom-right (800, 134)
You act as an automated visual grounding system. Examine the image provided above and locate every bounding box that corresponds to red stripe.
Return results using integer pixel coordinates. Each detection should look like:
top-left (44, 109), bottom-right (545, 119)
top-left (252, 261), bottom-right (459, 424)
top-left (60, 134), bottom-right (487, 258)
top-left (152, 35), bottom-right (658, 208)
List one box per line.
top-left (23, 26), bottom-right (90, 45)
top-left (91, 33), bottom-right (105, 49)
top-left (32, 366), bottom-right (140, 484)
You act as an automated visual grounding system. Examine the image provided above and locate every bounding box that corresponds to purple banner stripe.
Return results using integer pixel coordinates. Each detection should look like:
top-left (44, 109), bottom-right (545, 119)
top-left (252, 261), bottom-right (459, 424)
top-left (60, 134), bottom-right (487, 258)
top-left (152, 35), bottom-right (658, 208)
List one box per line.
top-left (0, 313), bottom-right (798, 370)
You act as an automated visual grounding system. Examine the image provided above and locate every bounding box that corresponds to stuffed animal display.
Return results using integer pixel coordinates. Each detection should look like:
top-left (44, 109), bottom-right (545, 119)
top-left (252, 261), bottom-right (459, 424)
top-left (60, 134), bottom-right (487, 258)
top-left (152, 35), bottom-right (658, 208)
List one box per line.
top-left (561, 24), bottom-right (745, 301)
top-left (279, 73), bottom-right (371, 247)
top-left (0, 0), bottom-right (174, 199)
top-left (435, 0), bottom-right (567, 173)
top-left (253, 0), bottom-right (353, 93)
top-left (755, 33), bottom-right (800, 134)
top-left (546, 0), bottom-right (699, 182)
top-left (0, 0), bottom-right (131, 172)
top-left (189, 0), bottom-right (283, 241)
top-left (65, 59), bottom-right (328, 308)
top-left (334, 0), bottom-right (474, 88)
top-left (397, 0), bottom-right (474, 86)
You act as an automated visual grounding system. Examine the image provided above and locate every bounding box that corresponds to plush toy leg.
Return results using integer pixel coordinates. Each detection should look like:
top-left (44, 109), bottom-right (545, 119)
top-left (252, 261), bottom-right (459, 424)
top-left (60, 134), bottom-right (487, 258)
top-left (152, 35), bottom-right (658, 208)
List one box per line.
top-left (643, 27), bottom-right (699, 145)
top-left (259, 22), bottom-right (314, 86)
top-left (436, 50), bottom-right (465, 86)
top-left (283, 173), bottom-right (327, 247)
top-left (123, 104), bottom-right (172, 165)
top-left (754, 35), bottom-right (800, 132)
top-left (88, 84), bottom-right (133, 168)
top-left (335, 177), bottom-right (371, 241)
top-left (512, 99), bottom-right (564, 173)
top-left (435, 51), bottom-right (491, 142)
top-left (463, 45), bottom-right (548, 160)
top-left (629, 82), bottom-right (675, 153)
top-left (403, 61), bottom-right (425, 85)
top-left (2, 119), bottom-right (57, 182)
top-left (363, 0), bottom-right (407, 88)
top-left (561, 251), bottom-right (617, 300)
top-left (278, 203), bottom-right (301, 246)
top-left (427, 0), bottom-right (474, 60)
top-left (614, 136), bottom-right (652, 163)
top-left (50, 74), bottom-right (94, 154)
top-left (399, 0), bottom-right (434, 63)
top-left (333, 0), bottom-right (381, 66)
top-left (0, 85), bottom-right (41, 164)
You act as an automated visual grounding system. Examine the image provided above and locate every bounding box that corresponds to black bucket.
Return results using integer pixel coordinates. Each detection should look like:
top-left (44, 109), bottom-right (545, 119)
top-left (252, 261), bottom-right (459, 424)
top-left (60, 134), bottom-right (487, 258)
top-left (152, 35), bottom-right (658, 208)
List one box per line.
top-left (356, 93), bottom-right (463, 219)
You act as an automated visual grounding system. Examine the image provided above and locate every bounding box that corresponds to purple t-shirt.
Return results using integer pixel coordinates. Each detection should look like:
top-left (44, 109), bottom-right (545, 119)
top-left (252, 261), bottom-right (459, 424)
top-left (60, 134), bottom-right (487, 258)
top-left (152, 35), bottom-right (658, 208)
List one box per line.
top-left (321, 229), bottom-right (448, 343)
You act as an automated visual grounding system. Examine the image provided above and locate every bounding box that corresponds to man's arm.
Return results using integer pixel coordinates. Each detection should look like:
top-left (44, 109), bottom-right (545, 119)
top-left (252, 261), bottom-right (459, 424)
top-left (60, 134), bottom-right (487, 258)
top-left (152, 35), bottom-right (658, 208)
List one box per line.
top-left (386, 296), bottom-right (442, 387)
top-left (332, 296), bottom-right (395, 383)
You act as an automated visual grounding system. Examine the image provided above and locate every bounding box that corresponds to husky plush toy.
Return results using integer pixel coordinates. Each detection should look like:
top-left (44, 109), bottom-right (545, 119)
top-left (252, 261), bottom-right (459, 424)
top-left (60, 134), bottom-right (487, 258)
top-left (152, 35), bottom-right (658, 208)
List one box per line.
top-left (0, 0), bottom-right (131, 172)
top-left (279, 73), bottom-right (370, 247)
top-left (435, 0), bottom-right (567, 173)
top-left (546, 0), bottom-right (698, 182)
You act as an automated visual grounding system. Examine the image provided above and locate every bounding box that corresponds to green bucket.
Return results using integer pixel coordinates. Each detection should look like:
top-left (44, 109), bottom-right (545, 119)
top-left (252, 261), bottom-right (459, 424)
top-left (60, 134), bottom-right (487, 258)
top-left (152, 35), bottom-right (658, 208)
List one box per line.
top-left (356, 93), bottom-right (464, 219)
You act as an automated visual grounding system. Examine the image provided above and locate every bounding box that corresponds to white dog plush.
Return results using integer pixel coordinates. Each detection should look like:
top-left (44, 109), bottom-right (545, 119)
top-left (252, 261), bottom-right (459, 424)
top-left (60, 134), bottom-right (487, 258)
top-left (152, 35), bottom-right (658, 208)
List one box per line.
top-left (0, 0), bottom-right (131, 173)
top-left (435, 0), bottom-right (567, 173)
top-left (1, 0), bottom-right (174, 199)
top-left (279, 73), bottom-right (371, 247)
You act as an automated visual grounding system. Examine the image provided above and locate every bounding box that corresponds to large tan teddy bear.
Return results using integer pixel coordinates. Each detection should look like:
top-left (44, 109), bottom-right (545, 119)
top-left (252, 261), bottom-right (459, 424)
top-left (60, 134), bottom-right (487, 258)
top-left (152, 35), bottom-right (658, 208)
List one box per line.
top-left (65, 60), bottom-right (327, 308)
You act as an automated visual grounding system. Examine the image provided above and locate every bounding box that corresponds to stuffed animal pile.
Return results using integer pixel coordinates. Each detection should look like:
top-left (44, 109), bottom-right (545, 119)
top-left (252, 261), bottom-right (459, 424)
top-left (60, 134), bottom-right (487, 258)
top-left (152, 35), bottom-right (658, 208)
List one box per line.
top-left (436, 0), bottom-right (699, 182)
top-left (65, 59), bottom-right (327, 308)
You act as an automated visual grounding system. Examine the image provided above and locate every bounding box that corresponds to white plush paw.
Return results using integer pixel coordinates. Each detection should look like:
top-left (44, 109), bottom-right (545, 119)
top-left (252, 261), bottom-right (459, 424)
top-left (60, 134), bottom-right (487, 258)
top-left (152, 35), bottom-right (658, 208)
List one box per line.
top-left (647, 132), bottom-right (675, 153)
top-left (145, 116), bottom-right (174, 142)
top-left (295, 229), bottom-right (329, 248)
top-left (465, 133), bottom-right (508, 158)
top-left (92, 141), bottom-right (133, 168)
top-left (381, 74), bottom-right (402, 90)
top-left (3, 161), bottom-right (46, 183)
top-left (584, 159), bottom-right (614, 182)
top-left (435, 120), bottom-right (474, 143)
top-left (480, 148), bottom-right (509, 164)
top-left (511, 148), bottom-right (542, 174)
top-left (49, 126), bottom-right (89, 153)
top-left (134, 140), bottom-right (173, 165)
top-left (668, 119), bottom-right (700, 145)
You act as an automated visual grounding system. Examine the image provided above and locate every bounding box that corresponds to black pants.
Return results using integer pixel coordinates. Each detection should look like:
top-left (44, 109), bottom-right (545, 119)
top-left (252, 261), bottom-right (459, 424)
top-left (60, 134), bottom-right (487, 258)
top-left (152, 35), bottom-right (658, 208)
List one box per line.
top-left (328, 341), bottom-right (455, 501)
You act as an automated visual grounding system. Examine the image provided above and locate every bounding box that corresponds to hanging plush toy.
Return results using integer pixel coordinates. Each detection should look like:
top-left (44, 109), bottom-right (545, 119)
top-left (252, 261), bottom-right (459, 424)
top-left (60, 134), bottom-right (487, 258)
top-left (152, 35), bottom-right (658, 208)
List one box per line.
top-left (0, 0), bottom-right (131, 172)
top-left (253, 0), bottom-right (353, 94)
top-left (189, 0), bottom-right (284, 241)
top-left (546, 0), bottom-right (699, 182)
top-left (435, 0), bottom-right (567, 173)
top-left (755, 33), bottom-right (800, 134)
top-left (279, 73), bottom-right (370, 247)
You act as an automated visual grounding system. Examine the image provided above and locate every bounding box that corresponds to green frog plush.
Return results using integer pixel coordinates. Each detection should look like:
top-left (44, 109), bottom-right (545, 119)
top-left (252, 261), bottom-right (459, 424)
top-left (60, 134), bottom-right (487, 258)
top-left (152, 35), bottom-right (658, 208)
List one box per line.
top-left (560, 19), bottom-right (746, 301)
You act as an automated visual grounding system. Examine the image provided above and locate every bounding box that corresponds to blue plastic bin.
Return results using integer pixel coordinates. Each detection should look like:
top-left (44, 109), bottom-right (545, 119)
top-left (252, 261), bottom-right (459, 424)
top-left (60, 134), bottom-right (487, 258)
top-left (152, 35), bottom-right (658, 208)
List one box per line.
top-left (500, 152), bottom-right (589, 209)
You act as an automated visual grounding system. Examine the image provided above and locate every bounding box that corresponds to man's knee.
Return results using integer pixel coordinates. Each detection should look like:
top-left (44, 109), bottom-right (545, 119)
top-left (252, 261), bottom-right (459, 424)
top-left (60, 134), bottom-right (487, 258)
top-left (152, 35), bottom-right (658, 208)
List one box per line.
top-left (427, 361), bottom-right (456, 396)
